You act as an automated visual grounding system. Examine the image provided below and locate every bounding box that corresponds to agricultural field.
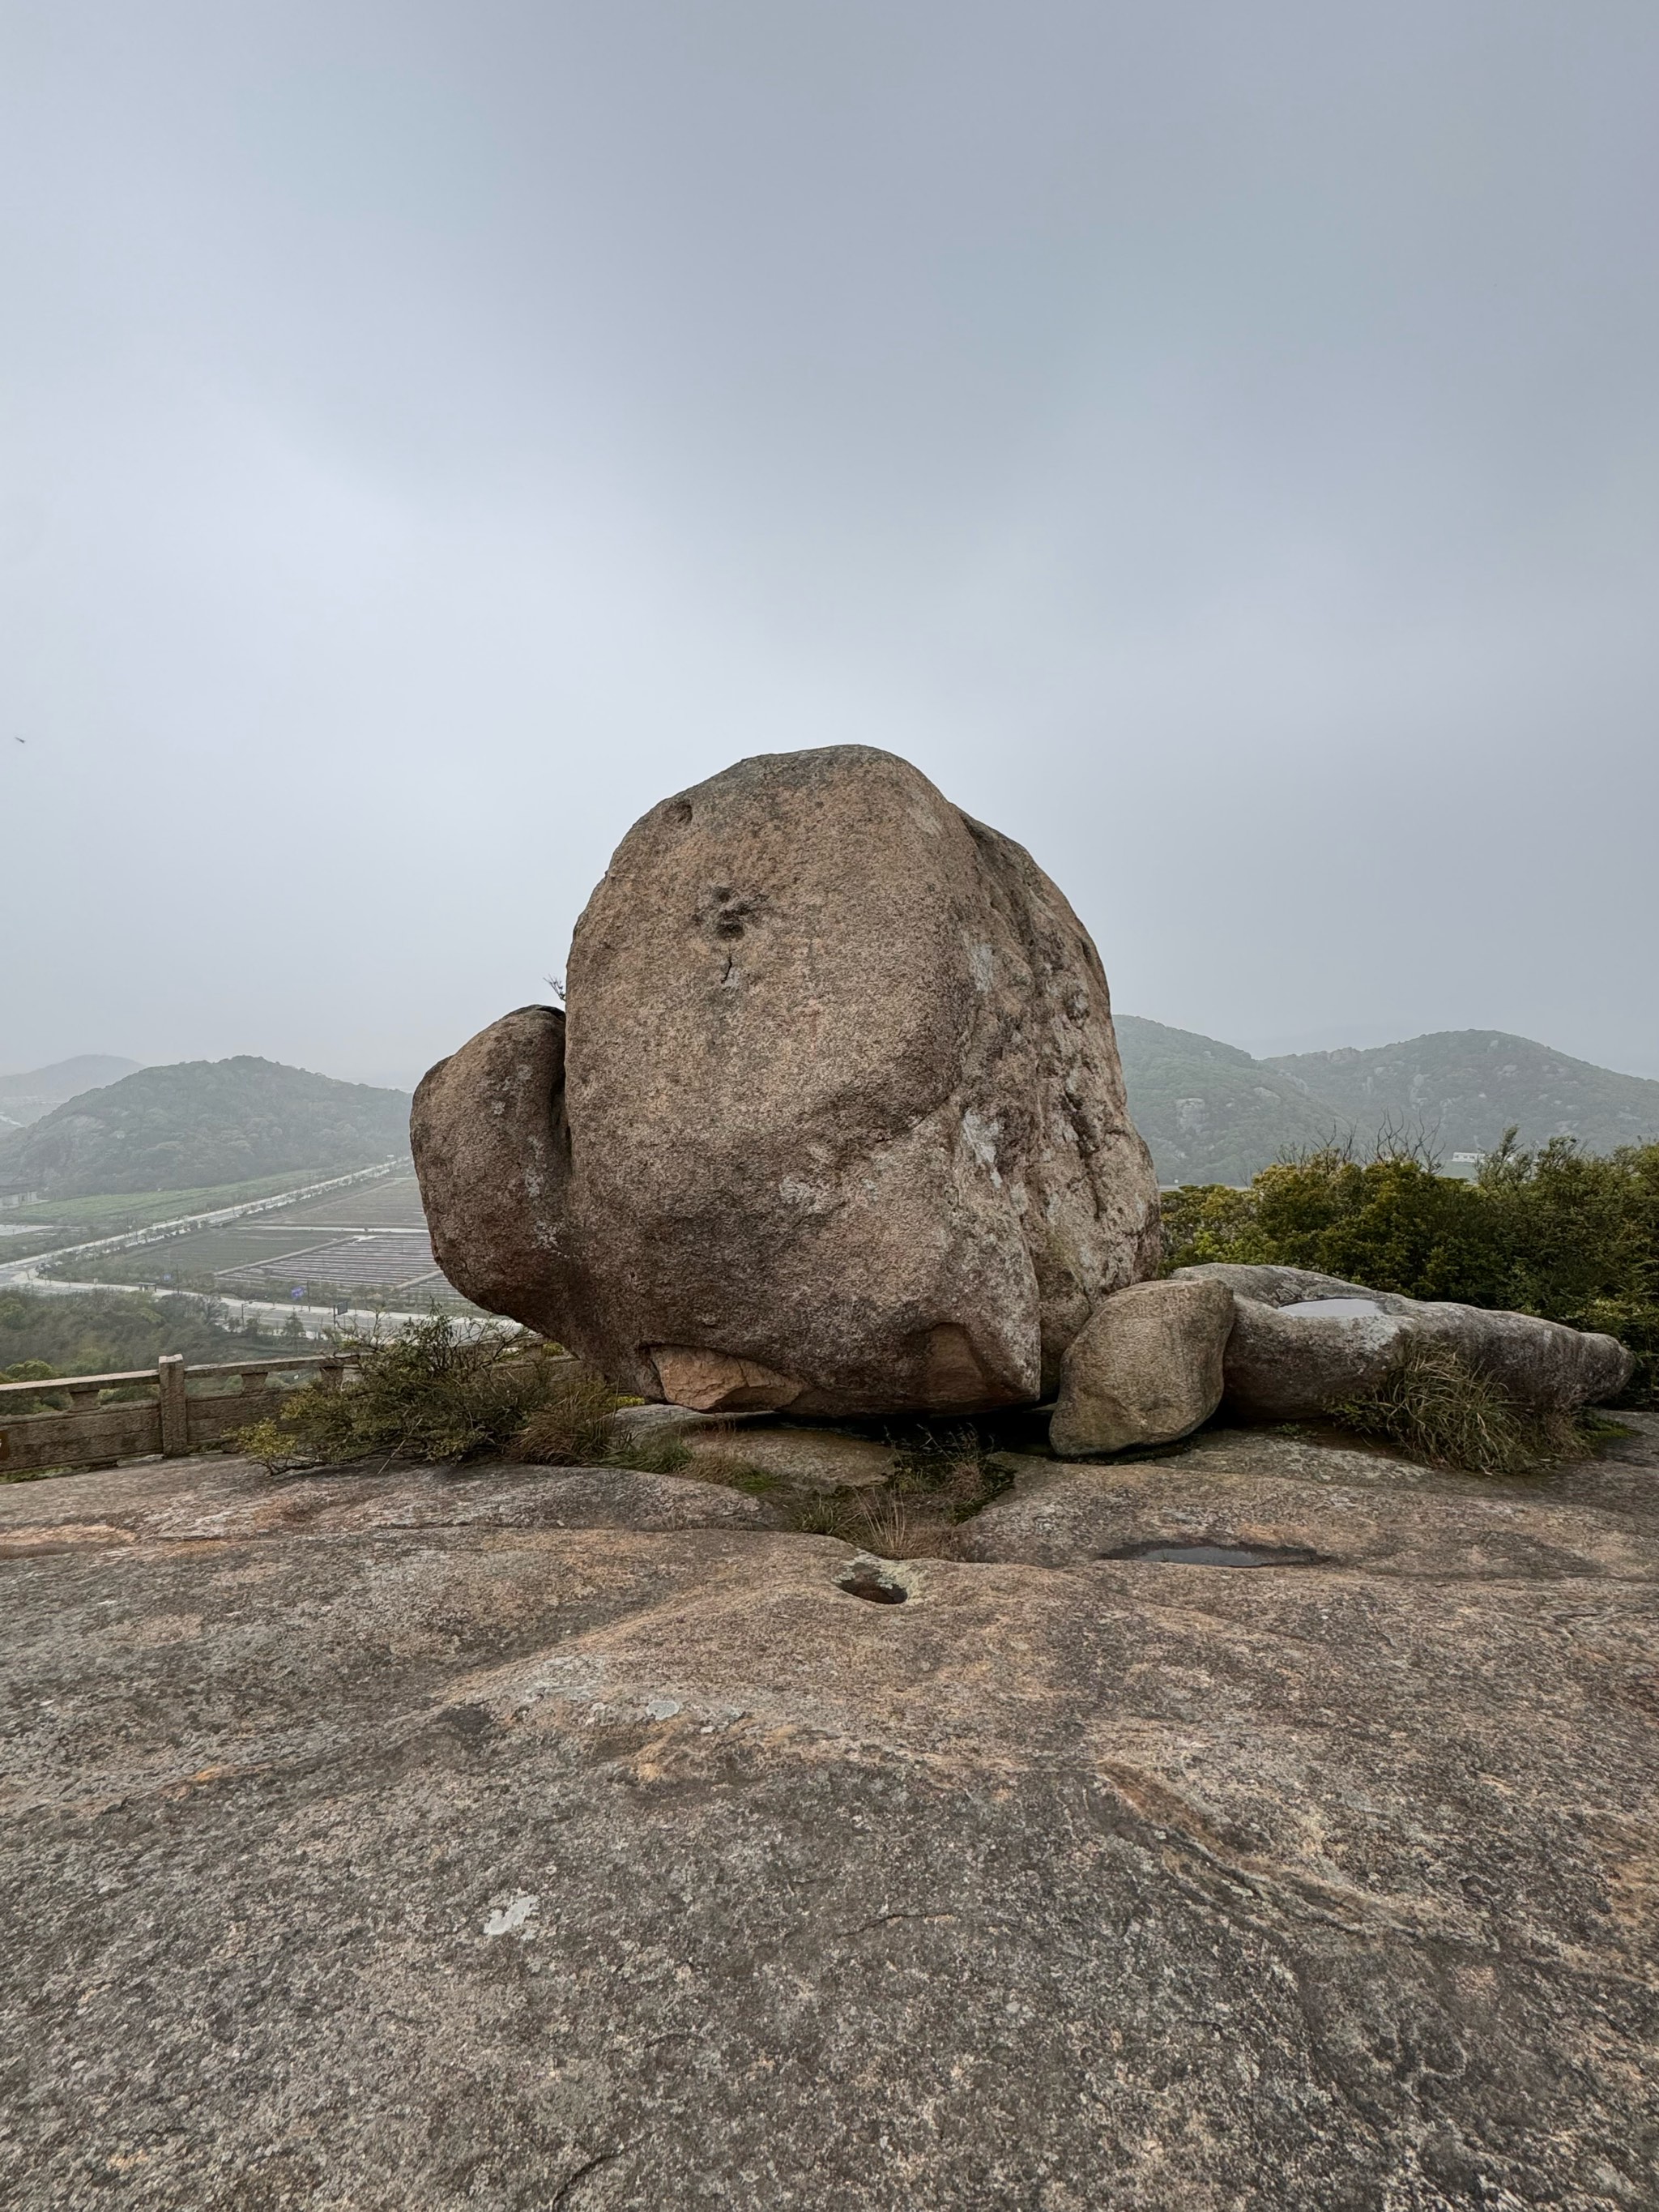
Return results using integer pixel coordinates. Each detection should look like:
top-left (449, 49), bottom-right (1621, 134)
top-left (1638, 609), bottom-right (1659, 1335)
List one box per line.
top-left (219, 1230), bottom-right (446, 1301)
top-left (258, 1173), bottom-right (433, 1232)
top-left (53, 1226), bottom-right (332, 1287)
top-left (0, 1223), bottom-right (77, 1261)
top-left (1, 1170), bottom-right (351, 1240)
top-left (19, 1168), bottom-right (482, 1314)
top-left (38, 1171), bottom-right (478, 1313)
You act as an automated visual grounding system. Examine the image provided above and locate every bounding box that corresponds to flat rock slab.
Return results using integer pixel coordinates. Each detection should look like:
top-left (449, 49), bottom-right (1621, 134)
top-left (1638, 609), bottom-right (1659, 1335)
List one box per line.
top-left (682, 1423), bottom-right (897, 1490)
top-left (958, 1420), bottom-right (1659, 1582)
top-left (3, 1427), bottom-right (1658, 2210)
top-left (0, 1455), bottom-right (770, 1554)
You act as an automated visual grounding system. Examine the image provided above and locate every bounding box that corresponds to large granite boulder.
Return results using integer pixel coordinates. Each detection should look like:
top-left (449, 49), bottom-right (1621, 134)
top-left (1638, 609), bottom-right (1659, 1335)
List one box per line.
top-left (1177, 1262), bottom-right (1634, 1421)
top-left (1049, 1275), bottom-right (1235, 1457)
top-left (414, 747), bottom-right (1160, 1415)
top-left (5, 1423), bottom-right (1658, 2206)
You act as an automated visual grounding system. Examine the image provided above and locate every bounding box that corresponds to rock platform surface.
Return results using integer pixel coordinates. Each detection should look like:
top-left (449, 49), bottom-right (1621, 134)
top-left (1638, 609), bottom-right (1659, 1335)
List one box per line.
top-left (4, 1420), bottom-right (1658, 2209)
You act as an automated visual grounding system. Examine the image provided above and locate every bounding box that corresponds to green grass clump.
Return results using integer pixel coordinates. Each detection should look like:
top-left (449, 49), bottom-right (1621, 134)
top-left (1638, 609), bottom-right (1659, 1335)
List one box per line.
top-left (1161, 1134), bottom-right (1659, 1404)
top-left (1335, 1338), bottom-right (1593, 1478)
top-left (775, 1488), bottom-right (956, 1558)
top-left (678, 1447), bottom-right (778, 1492)
top-left (606, 1434), bottom-right (695, 1475)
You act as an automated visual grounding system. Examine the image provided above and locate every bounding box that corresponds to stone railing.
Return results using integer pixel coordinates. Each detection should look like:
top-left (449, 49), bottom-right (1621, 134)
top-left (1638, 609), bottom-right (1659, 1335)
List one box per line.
top-left (0, 1352), bottom-right (358, 1479)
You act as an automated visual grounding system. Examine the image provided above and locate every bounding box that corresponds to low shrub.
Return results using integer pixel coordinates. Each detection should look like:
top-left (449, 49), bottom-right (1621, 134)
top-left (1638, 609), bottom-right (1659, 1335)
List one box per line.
top-left (236, 1317), bottom-right (576, 1473)
top-left (1335, 1339), bottom-right (1593, 1478)
top-left (236, 1324), bottom-right (742, 1480)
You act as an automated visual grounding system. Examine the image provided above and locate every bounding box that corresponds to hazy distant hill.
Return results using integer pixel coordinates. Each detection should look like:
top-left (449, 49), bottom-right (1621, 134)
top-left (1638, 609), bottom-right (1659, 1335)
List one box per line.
top-left (0, 1057), bottom-right (410, 1200)
top-left (0, 1054), bottom-right (142, 1129)
top-left (1113, 1018), bottom-right (1338, 1188)
top-left (2, 1030), bottom-right (1651, 1203)
top-left (1263, 1032), bottom-right (1659, 1160)
top-left (1117, 1018), bottom-right (1659, 1185)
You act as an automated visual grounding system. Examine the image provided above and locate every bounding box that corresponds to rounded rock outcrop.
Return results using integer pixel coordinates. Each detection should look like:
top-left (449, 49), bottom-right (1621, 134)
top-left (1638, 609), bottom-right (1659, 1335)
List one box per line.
top-left (1049, 1275), bottom-right (1236, 1457)
top-left (412, 745), bottom-right (1161, 1414)
top-left (1175, 1262), bottom-right (1634, 1421)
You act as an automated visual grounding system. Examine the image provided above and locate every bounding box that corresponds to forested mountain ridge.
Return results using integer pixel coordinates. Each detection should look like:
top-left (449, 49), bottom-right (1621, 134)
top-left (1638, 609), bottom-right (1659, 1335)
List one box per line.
top-left (0, 1057), bottom-right (409, 1200)
top-left (1116, 1018), bottom-right (1659, 1185)
top-left (1112, 1018), bottom-right (1337, 1188)
top-left (1263, 1031), bottom-right (1659, 1159)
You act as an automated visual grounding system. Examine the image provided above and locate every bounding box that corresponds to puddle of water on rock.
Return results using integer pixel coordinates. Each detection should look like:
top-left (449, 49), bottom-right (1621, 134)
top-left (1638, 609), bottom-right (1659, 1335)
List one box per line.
top-left (1275, 1296), bottom-right (1384, 1320)
top-left (838, 1568), bottom-right (908, 1604)
top-left (1104, 1540), bottom-right (1324, 1569)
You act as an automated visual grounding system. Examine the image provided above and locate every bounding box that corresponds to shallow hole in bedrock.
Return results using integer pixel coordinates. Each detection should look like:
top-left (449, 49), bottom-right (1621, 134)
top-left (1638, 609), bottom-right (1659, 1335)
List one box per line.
top-left (1102, 1540), bottom-right (1325, 1569)
top-left (838, 1567), bottom-right (909, 1604)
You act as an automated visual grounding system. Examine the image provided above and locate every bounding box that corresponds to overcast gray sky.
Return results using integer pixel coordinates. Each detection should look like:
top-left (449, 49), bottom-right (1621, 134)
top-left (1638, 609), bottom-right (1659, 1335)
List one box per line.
top-left (3, 0), bottom-right (1656, 1089)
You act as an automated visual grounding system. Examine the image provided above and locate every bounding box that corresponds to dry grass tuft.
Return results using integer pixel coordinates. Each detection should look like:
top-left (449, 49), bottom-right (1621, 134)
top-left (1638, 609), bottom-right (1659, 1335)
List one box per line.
top-left (847, 1495), bottom-right (957, 1559)
top-left (511, 1364), bottom-right (625, 1465)
top-left (1336, 1338), bottom-right (1593, 1477)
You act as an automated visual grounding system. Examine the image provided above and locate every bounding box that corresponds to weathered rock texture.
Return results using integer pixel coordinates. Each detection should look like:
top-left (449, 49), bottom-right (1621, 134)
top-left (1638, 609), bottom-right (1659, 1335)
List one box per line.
top-left (1176, 1262), bottom-right (1635, 1421)
top-left (4, 1424), bottom-right (1658, 2208)
top-left (414, 746), bottom-right (1160, 1413)
top-left (412, 1005), bottom-right (581, 1326)
top-left (1049, 1275), bottom-right (1235, 1457)
top-left (682, 1423), bottom-right (897, 1492)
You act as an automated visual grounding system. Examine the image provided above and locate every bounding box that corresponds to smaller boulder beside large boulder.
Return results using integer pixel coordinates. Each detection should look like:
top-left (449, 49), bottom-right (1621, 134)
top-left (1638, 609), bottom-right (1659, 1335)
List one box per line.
top-left (1175, 1262), bottom-right (1633, 1422)
top-left (1050, 1277), bottom-right (1235, 1457)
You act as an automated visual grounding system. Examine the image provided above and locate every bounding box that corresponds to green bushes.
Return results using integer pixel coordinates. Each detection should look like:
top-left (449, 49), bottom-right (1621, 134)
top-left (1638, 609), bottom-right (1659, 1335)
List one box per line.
top-left (0, 1287), bottom-right (297, 1377)
top-left (1162, 1135), bottom-right (1659, 1403)
top-left (0, 1357), bottom-right (64, 1418)
top-left (233, 1317), bottom-right (701, 1477)
top-left (237, 1317), bottom-right (579, 1472)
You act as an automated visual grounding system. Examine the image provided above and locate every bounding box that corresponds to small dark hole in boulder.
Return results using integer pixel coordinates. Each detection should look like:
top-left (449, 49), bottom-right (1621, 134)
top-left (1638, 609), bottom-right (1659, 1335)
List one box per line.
top-left (839, 1569), bottom-right (907, 1604)
top-left (1103, 1540), bottom-right (1323, 1569)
